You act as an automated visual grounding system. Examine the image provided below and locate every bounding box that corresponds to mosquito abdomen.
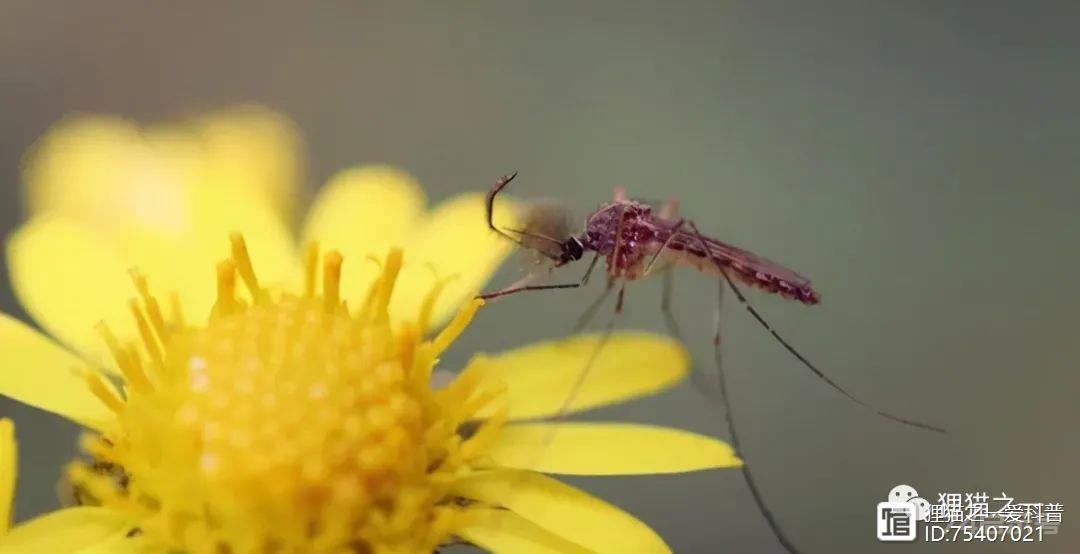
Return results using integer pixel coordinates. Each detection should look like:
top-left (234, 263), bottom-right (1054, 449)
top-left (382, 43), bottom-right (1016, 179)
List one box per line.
top-left (670, 242), bottom-right (820, 305)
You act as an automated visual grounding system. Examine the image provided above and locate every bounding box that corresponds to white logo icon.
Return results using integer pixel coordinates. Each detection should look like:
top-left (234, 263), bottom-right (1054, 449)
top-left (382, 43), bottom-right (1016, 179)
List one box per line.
top-left (877, 485), bottom-right (929, 541)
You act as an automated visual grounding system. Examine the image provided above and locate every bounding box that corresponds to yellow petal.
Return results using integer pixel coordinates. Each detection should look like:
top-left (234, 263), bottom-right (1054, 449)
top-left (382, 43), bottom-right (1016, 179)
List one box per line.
top-left (23, 107), bottom-right (301, 227)
top-left (0, 418), bottom-right (15, 534)
top-left (194, 105), bottom-right (303, 219)
top-left (483, 422), bottom-right (741, 475)
top-left (21, 113), bottom-right (299, 321)
top-left (75, 530), bottom-right (150, 554)
top-left (457, 507), bottom-right (593, 554)
top-left (301, 165), bottom-right (426, 314)
top-left (0, 507), bottom-right (132, 553)
top-left (21, 115), bottom-right (186, 229)
top-left (391, 192), bottom-right (517, 328)
top-left (453, 470), bottom-right (671, 554)
top-left (7, 216), bottom-right (137, 371)
top-left (140, 181), bottom-right (299, 316)
top-left (10, 206), bottom-right (297, 370)
top-left (471, 333), bottom-right (688, 420)
top-left (0, 314), bottom-right (114, 432)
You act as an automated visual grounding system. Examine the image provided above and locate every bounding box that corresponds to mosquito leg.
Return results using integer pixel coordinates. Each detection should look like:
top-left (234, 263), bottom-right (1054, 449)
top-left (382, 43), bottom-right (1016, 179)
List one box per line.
top-left (713, 273), bottom-right (724, 348)
top-left (580, 252), bottom-right (601, 286)
top-left (710, 323), bottom-right (801, 554)
top-left (487, 286), bottom-right (623, 540)
top-left (661, 265), bottom-right (728, 402)
top-left (642, 219), bottom-right (685, 277)
top-left (664, 221), bottom-right (798, 553)
top-left (685, 220), bottom-right (945, 434)
top-left (478, 282), bottom-right (580, 301)
top-left (572, 278), bottom-right (615, 334)
top-left (528, 282), bottom-right (623, 480)
top-left (660, 265), bottom-right (683, 340)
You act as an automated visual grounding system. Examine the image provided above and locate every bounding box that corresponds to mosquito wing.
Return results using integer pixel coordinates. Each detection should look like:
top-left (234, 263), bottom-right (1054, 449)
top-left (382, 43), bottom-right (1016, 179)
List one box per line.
top-left (667, 231), bottom-right (820, 304)
top-left (516, 199), bottom-right (574, 263)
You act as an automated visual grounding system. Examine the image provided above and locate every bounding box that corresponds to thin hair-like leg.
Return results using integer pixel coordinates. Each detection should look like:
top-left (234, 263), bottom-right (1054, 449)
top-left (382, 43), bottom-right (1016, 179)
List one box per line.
top-left (478, 282), bottom-right (580, 301)
top-left (685, 221), bottom-right (946, 434)
top-left (711, 277), bottom-right (801, 554)
top-left (558, 283), bottom-right (623, 418)
top-left (499, 282), bottom-right (623, 535)
top-left (660, 254), bottom-right (799, 552)
top-left (660, 265), bottom-right (682, 340)
top-left (480, 251), bottom-right (601, 302)
top-left (659, 264), bottom-right (725, 415)
top-left (643, 219), bottom-right (686, 277)
top-left (572, 277), bottom-right (615, 334)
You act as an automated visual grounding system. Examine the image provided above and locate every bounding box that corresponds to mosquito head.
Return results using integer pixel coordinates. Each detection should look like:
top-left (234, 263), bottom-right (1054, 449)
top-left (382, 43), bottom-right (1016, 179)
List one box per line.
top-left (556, 236), bottom-right (585, 266)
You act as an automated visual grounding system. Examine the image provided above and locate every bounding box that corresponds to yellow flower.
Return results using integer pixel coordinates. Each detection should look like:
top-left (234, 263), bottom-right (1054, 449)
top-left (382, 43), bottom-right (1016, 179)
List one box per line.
top-left (0, 109), bottom-right (741, 553)
top-left (1, 419), bottom-right (15, 534)
top-left (15, 108), bottom-right (512, 370)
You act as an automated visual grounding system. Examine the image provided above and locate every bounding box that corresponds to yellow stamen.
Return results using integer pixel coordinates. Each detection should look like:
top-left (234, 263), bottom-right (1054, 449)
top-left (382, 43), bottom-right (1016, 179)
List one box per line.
top-left (230, 232), bottom-right (268, 305)
top-left (322, 250), bottom-right (343, 313)
top-left (303, 241), bottom-right (319, 298)
top-left (129, 269), bottom-right (166, 339)
top-left (78, 369), bottom-right (124, 413)
top-left (418, 268), bottom-right (459, 332)
top-left (95, 322), bottom-right (151, 392)
top-left (77, 434), bottom-right (116, 464)
top-left (431, 298), bottom-right (484, 356)
top-left (459, 409), bottom-right (508, 461)
top-left (214, 259), bottom-right (240, 316)
top-left (373, 249), bottom-right (403, 320)
top-left (65, 462), bottom-right (127, 508)
top-left (129, 299), bottom-right (164, 370)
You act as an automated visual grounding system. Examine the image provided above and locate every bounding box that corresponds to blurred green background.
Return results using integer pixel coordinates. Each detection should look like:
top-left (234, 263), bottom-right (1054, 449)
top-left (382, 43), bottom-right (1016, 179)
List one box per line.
top-left (1, 2), bottom-right (1078, 552)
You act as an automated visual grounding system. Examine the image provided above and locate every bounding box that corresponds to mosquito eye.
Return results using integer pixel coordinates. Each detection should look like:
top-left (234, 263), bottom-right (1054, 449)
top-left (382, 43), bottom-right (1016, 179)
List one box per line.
top-left (565, 239), bottom-right (583, 261)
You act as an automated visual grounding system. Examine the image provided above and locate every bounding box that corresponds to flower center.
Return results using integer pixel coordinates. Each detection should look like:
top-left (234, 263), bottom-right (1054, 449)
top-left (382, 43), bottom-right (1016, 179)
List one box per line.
top-left (70, 235), bottom-right (505, 553)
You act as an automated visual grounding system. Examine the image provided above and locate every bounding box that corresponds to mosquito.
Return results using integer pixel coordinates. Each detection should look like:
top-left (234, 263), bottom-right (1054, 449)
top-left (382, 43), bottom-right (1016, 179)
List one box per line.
top-left (479, 171), bottom-right (944, 553)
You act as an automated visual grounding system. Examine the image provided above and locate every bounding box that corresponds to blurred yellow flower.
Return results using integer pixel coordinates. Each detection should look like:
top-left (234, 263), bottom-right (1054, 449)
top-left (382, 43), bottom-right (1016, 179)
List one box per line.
top-left (23, 105), bottom-right (301, 228)
top-left (1, 418), bottom-right (14, 534)
top-left (0, 109), bottom-right (741, 553)
top-left (14, 108), bottom-right (513, 371)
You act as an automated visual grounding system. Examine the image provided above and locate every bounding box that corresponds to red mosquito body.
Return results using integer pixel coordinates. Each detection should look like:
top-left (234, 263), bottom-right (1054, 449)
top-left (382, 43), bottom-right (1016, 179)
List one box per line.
top-left (577, 192), bottom-right (820, 303)
top-left (482, 173), bottom-right (821, 315)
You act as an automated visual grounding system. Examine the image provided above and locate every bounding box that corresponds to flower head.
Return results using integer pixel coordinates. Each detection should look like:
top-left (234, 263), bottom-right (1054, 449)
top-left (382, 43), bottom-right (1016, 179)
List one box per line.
top-left (63, 237), bottom-right (507, 552)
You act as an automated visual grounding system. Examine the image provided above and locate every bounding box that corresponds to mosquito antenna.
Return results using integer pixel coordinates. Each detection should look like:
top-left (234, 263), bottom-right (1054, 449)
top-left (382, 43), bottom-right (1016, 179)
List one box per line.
top-left (486, 172), bottom-right (563, 262)
top-left (685, 222), bottom-right (946, 434)
top-left (485, 172), bottom-right (518, 238)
